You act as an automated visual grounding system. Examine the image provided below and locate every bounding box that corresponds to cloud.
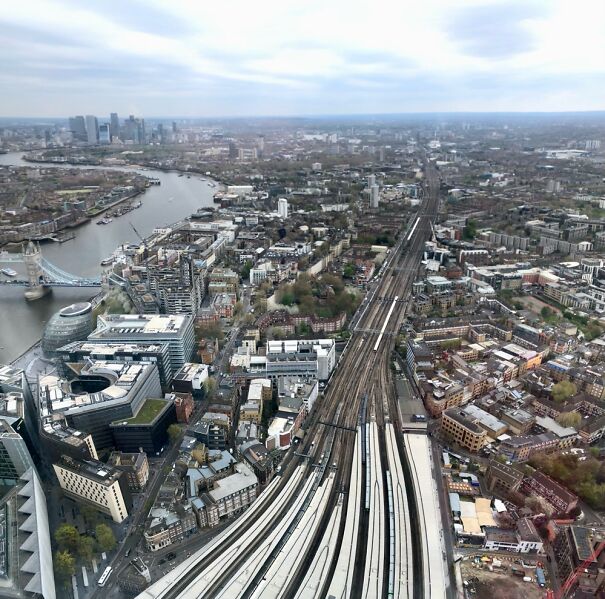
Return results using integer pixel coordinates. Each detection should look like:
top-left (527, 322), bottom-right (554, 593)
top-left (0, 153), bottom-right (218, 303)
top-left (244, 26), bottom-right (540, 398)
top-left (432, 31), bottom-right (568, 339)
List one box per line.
top-left (0, 0), bottom-right (603, 116)
top-left (446, 1), bottom-right (546, 59)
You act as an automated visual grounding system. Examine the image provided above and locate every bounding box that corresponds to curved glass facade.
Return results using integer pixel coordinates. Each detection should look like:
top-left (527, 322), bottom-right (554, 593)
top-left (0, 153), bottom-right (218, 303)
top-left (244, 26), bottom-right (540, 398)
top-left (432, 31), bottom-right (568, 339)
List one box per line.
top-left (42, 302), bottom-right (94, 357)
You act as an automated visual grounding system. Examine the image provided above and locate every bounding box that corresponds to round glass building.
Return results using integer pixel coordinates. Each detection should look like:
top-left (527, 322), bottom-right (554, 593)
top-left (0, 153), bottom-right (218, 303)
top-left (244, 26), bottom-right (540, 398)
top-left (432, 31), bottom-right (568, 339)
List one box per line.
top-left (42, 302), bottom-right (94, 356)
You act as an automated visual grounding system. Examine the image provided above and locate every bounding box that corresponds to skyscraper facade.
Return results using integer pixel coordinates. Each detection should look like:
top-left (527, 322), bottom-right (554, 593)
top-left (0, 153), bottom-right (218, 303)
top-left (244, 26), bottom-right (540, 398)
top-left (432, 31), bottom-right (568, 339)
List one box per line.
top-left (68, 115), bottom-right (87, 141)
top-left (110, 112), bottom-right (120, 139)
top-left (85, 114), bottom-right (98, 144)
top-left (0, 419), bottom-right (34, 488)
top-left (99, 123), bottom-right (111, 144)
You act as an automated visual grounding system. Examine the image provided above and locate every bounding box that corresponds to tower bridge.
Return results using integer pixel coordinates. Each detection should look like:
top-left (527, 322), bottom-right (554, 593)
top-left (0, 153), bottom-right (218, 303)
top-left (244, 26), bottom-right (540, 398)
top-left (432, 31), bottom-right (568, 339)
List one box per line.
top-left (0, 242), bottom-right (102, 300)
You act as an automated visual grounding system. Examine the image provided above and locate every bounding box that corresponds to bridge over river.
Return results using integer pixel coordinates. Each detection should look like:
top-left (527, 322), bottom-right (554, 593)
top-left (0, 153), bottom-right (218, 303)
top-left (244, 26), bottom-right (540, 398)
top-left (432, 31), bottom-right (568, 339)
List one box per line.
top-left (0, 242), bottom-right (102, 299)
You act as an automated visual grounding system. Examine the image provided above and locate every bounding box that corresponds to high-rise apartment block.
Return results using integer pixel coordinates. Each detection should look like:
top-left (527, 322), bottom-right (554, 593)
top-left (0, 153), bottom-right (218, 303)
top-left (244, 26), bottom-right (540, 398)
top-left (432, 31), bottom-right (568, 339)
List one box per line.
top-left (278, 198), bottom-right (288, 219)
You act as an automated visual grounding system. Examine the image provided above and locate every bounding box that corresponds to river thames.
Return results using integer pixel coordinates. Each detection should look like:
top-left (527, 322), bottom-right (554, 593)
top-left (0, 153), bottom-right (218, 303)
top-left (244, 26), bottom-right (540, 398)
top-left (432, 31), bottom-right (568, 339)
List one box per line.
top-left (0, 152), bottom-right (217, 363)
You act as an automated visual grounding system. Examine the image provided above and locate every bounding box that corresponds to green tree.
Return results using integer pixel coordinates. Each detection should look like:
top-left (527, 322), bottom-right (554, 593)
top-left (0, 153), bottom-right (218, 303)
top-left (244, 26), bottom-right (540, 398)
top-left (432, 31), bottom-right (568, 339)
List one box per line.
top-left (167, 423), bottom-right (182, 444)
top-left (77, 536), bottom-right (96, 564)
top-left (556, 411), bottom-right (582, 428)
top-left (80, 505), bottom-right (100, 527)
top-left (196, 321), bottom-right (224, 342)
top-left (95, 524), bottom-right (116, 553)
top-left (343, 263), bottom-right (356, 279)
top-left (54, 550), bottom-right (76, 585)
top-left (541, 306), bottom-right (554, 320)
top-left (551, 381), bottom-right (577, 403)
top-left (55, 524), bottom-right (80, 552)
top-left (204, 376), bottom-right (217, 400)
top-left (240, 260), bottom-right (253, 281)
top-left (462, 220), bottom-right (478, 240)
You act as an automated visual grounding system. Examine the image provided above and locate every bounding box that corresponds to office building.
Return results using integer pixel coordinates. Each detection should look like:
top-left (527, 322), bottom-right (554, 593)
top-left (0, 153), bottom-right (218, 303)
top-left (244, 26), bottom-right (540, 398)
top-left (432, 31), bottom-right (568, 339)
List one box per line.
top-left (0, 365), bottom-right (37, 453)
top-left (38, 360), bottom-right (162, 448)
top-left (40, 422), bottom-right (98, 462)
top-left (110, 397), bottom-right (177, 455)
top-left (85, 115), bottom-right (98, 144)
top-left (53, 456), bottom-right (132, 523)
top-left (110, 112), bottom-right (120, 139)
top-left (55, 340), bottom-right (173, 389)
top-left (171, 363), bottom-right (209, 399)
top-left (266, 339), bottom-right (336, 381)
top-left (0, 468), bottom-right (56, 598)
top-left (41, 302), bottom-right (94, 357)
top-left (0, 419), bottom-right (35, 490)
top-left (441, 407), bottom-right (488, 452)
top-left (108, 451), bottom-right (149, 491)
top-left (188, 413), bottom-right (230, 450)
top-left (68, 115), bottom-right (87, 142)
top-left (367, 174), bottom-right (376, 188)
top-left (99, 123), bottom-right (111, 144)
top-left (277, 198), bottom-right (288, 219)
top-left (89, 314), bottom-right (196, 374)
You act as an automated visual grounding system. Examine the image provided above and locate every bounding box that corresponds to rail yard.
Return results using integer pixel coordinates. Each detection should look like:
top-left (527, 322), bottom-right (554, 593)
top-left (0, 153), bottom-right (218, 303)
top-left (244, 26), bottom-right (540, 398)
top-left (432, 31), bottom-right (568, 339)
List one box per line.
top-left (136, 162), bottom-right (447, 599)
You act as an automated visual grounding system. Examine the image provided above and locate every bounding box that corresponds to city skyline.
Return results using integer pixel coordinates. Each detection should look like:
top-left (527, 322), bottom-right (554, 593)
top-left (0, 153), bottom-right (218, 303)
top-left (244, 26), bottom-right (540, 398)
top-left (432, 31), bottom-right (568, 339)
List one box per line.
top-left (1, 0), bottom-right (605, 117)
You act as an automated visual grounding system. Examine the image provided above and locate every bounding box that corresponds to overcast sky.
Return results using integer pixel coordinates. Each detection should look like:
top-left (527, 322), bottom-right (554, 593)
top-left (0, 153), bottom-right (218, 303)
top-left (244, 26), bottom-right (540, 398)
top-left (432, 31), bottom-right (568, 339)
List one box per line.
top-left (1, 0), bottom-right (604, 117)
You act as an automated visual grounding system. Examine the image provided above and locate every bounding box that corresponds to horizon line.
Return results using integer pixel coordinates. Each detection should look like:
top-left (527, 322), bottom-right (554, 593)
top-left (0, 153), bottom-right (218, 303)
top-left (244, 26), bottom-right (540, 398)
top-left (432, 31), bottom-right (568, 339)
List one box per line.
top-left (2, 109), bottom-right (605, 121)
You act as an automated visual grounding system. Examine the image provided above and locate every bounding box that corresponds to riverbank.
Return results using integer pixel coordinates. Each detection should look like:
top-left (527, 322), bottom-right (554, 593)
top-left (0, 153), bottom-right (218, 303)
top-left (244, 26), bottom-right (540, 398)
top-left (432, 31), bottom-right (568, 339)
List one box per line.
top-left (22, 152), bottom-right (227, 187)
top-left (0, 150), bottom-right (217, 364)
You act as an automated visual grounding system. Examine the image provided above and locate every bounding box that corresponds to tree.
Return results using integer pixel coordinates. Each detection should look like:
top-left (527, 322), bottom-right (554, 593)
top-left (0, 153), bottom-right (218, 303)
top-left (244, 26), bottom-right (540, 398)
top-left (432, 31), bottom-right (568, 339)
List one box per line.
top-left (80, 505), bottom-right (100, 527)
top-left (551, 381), bottom-right (577, 403)
top-left (95, 524), bottom-right (116, 553)
top-left (556, 411), bottom-right (582, 428)
top-left (77, 536), bottom-right (96, 564)
top-left (541, 306), bottom-right (554, 320)
top-left (55, 524), bottom-right (80, 552)
top-left (343, 263), bottom-right (356, 279)
top-left (54, 550), bottom-right (76, 585)
top-left (204, 376), bottom-right (217, 400)
top-left (462, 220), bottom-right (478, 240)
top-left (240, 260), bottom-right (253, 281)
top-left (196, 321), bottom-right (224, 342)
top-left (524, 495), bottom-right (554, 517)
top-left (167, 423), bottom-right (182, 443)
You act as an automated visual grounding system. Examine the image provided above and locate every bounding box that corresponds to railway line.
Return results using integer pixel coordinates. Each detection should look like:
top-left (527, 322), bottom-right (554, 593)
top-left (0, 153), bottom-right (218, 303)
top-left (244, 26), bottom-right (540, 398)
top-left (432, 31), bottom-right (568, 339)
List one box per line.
top-left (137, 162), bottom-right (448, 599)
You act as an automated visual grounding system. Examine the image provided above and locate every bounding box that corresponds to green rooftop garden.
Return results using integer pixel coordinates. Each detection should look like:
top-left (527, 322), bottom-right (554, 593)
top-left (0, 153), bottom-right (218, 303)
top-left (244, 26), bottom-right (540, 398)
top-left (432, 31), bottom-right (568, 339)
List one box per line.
top-left (114, 398), bottom-right (167, 425)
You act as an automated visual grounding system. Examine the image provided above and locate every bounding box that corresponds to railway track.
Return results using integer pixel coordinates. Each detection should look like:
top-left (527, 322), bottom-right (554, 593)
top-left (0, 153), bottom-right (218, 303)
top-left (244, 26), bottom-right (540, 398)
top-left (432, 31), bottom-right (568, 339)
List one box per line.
top-left (137, 162), bottom-right (443, 599)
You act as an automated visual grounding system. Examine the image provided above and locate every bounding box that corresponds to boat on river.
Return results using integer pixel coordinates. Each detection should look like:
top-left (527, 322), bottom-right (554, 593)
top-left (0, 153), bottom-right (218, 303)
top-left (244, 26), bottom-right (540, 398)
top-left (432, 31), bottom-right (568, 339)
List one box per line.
top-left (1, 268), bottom-right (17, 277)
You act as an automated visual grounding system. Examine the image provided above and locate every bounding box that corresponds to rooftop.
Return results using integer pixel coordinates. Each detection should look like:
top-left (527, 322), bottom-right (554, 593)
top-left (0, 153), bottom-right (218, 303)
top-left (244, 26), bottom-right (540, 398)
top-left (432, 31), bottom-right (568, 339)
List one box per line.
top-left (56, 455), bottom-right (122, 486)
top-left (90, 313), bottom-right (191, 338)
top-left (112, 398), bottom-right (170, 426)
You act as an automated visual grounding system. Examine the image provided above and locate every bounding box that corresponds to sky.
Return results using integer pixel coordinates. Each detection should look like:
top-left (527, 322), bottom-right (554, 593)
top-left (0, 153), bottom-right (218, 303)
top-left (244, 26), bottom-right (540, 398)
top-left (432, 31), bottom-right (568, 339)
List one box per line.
top-left (1, 0), bottom-right (604, 117)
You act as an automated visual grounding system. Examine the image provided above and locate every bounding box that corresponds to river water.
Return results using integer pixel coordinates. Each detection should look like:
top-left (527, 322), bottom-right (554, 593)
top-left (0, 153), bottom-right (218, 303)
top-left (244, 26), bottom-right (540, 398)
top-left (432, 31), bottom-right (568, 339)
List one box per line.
top-left (0, 152), bottom-right (217, 363)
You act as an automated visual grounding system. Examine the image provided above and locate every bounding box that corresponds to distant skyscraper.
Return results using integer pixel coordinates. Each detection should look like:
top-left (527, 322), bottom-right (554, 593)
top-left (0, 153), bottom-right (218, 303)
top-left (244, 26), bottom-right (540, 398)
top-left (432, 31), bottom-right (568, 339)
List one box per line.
top-left (68, 115), bottom-right (87, 142)
top-left (99, 123), bottom-right (111, 144)
top-left (370, 184), bottom-right (380, 208)
top-left (257, 135), bottom-right (265, 157)
top-left (277, 198), bottom-right (288, 219)
top-left (85, 115), bottom-right (98, 144)
top-left (110, 112), bottom-right (120, 139)
top-left (172, 121), bottom-right (177, 133)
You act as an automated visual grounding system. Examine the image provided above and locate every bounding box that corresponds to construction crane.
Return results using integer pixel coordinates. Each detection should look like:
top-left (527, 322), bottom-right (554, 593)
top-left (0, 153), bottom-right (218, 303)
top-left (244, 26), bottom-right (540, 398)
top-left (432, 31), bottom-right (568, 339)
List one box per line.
top-left (546, 540), bottom-right (605, 599)
top-left (129, 221), bottom-right (146, 245)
